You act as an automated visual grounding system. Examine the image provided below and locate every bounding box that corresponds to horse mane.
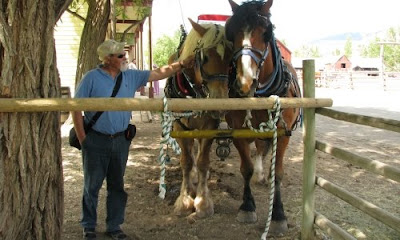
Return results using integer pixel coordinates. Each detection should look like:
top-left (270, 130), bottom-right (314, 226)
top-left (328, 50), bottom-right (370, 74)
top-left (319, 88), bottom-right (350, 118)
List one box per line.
top-left (179, 24), bottom-right (231, 61)
top-left (226, 1), bottom-right (272, 41)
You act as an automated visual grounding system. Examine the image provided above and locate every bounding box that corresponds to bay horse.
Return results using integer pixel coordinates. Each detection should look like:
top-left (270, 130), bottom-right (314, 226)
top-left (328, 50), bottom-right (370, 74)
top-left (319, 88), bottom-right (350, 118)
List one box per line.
top-left (225, 0), bottom-right (301, 235)
top-left (164, 19), bottom-right (233, 223)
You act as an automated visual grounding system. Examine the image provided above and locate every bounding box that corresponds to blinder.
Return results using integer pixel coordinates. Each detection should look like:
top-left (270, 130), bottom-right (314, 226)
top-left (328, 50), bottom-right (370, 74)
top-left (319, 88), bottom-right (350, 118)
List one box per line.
top-left (194, 47), bottom-right (229, 85)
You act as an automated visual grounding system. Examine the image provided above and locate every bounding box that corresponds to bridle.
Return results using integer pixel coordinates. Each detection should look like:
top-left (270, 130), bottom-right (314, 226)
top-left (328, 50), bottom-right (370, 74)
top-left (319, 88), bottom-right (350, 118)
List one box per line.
top-left (230, 44), bottom-right (270, 89)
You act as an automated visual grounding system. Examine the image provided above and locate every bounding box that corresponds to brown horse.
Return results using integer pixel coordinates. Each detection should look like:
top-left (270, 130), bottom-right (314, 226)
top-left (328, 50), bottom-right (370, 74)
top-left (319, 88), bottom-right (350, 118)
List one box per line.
top-left (225, 0), bottom-right (301, 235)
top-left (165, 19), bottom-right (233, 223)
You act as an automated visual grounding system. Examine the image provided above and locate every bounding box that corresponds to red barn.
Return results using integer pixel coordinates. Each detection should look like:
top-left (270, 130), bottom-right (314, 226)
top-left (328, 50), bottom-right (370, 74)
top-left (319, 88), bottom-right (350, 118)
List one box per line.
top-left (276, 39), bottom-right (292, 63)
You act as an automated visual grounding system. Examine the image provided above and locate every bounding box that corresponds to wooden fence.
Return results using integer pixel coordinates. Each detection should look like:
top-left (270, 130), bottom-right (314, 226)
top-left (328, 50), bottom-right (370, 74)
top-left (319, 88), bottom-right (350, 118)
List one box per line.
top-left (316, 71), bottom-right (400, 91)
top-left (302, 60), bottom-right (400, 239)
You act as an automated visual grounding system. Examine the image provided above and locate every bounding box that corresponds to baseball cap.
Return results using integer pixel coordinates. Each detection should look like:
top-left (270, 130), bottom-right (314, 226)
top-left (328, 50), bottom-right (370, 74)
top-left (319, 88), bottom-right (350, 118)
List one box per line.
top-left (97, 39), bottom-right (126, 61)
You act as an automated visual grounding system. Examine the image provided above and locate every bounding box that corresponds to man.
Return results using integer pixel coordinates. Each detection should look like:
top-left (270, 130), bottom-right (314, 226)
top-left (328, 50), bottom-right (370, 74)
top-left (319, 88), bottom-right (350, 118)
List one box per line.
top-left (72, 39), bottom-right (193, 240)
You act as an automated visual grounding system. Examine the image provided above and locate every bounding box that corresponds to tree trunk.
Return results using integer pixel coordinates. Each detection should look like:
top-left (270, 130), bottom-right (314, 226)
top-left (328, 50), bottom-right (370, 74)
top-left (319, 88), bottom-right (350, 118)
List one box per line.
top-left (75, 0), bottom-right (110, 86)
top-left (0, 0), bottom-right (71, 239)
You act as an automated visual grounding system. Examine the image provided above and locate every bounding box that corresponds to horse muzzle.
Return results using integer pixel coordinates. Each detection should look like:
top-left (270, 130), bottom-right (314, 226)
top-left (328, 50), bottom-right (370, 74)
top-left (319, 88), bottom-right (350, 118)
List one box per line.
top-left (234, 76), bottom-right (258, 97)
top-left (209, 110), bottom-right (227, 120)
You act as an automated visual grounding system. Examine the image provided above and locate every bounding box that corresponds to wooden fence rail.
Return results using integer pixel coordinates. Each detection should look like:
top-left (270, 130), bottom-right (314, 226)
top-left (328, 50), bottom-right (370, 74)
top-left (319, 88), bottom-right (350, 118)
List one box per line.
top-left (316, 176), bottom-right (400, 233)
top-left (0, 97), bottom-right (332, 112)
top-left (316, 108), bottom-right (400, 133)
top-left (316, 141), bottom-right (400, 183)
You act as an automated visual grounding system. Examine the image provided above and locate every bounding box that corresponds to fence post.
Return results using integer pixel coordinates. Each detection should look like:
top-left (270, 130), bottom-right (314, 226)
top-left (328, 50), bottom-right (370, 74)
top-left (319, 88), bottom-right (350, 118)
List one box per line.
top-left (302, 59), bottom-right (316, 240)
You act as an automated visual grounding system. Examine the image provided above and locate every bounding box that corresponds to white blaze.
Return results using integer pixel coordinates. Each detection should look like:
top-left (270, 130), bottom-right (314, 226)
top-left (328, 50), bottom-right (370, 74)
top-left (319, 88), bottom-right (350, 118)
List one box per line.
top-left (240, 30), bottom-right (254, 85)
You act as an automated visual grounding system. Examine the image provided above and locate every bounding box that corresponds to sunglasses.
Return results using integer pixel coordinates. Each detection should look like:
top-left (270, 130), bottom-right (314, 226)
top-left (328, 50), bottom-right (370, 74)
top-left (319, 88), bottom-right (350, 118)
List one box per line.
top-left (110, 54), bottom-right (125, 59)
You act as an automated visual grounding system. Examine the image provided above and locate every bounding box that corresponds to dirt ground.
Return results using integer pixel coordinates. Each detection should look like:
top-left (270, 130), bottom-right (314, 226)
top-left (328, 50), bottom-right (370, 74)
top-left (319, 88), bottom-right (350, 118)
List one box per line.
top-left (61, 89), bottom-right (400, 240)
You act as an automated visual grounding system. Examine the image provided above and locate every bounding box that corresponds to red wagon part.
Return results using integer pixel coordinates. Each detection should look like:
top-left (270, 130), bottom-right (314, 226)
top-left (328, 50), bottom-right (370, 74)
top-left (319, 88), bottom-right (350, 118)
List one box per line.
top-left (197, 14), bottom-right (231, 24)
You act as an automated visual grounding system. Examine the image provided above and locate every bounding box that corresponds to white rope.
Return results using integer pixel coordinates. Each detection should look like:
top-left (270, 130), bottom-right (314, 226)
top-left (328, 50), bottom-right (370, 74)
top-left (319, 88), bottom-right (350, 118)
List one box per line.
top-left (243, 95), bottom-right (281, 240)
top-left (158, 96), bottom-right (197, 199)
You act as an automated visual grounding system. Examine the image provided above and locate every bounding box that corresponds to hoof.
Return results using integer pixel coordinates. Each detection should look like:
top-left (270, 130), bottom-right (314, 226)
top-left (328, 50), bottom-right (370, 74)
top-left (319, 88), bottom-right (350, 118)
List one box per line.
top-left (193, 196), bottom-right (214, 219)
top-left (236, 210), bottom-right (257, 223)
top-left (174, 195), bottom-right (194, 217)
top-left (186, 212), bottom-right (199, 224)
top-left (268, 220), bottom-right (288, 236)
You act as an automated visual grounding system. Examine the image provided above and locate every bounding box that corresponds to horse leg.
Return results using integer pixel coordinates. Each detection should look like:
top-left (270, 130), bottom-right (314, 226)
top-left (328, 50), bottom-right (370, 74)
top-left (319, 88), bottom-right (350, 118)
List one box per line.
top-left (253, 139), bottom-right (271, 184)
top-left (174, 138), bottom-right (196, 216)
top-left (190, 141), bottom-right (199, 184)
top-left (269, 135), bottom-right (290, 235)
top-left (233, 139), bottom-right (258, 223)
top-left (187, 138), bottom-right (214, 223)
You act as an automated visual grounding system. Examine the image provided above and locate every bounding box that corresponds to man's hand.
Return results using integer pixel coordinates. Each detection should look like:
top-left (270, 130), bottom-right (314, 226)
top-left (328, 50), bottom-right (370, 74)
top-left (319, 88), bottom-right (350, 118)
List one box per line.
top-left (180, 55), bottom-right (195, 69)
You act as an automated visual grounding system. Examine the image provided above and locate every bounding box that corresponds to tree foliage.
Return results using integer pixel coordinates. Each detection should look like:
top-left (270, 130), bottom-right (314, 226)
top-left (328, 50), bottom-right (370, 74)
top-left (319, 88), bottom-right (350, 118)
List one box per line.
top-left (344, 36), bottom-right (352, 57)
top-left (294, 45), bottom-right (321, 58)
top-left (361, 26), bottom-right (400, 71)
top-left (153, 30), bottom-right (182, 67)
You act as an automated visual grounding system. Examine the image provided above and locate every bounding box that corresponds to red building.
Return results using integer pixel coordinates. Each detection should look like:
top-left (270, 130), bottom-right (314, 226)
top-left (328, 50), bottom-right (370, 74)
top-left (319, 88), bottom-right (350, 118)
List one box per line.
top-left (276, 39), bottom-right (292, 63)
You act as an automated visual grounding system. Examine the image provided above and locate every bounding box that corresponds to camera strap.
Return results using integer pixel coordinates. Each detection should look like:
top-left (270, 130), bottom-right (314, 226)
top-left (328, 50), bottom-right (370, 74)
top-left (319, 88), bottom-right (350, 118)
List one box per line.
top-left (86, 73), bottom-right (123, 130)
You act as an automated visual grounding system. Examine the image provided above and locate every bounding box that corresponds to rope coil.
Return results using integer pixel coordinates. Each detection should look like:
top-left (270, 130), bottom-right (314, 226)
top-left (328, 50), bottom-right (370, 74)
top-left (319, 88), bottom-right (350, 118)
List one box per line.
top-left (158, 96), bottom-right (197, 199)
top-left (243, 95), bottom-right (281, 240)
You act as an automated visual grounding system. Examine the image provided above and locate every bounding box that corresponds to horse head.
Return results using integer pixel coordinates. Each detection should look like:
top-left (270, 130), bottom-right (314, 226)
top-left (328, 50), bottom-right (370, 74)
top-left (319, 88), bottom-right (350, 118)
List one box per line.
top-left (179, 19), bottom-right (233, 118)
top-left (226, 0), bottom-right (275, 97)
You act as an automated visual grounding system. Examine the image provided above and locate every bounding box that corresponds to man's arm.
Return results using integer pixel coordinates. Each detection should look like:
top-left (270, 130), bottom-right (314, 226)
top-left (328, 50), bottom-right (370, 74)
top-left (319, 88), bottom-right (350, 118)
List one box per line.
top-left (148, 55), bottom-right (195, 82)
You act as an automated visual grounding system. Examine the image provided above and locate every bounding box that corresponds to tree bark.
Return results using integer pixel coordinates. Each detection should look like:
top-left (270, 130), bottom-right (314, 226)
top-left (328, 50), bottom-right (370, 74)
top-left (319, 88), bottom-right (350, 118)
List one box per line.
top-left (74, 0), bottom-right (110, 86)
top-left (0, 0), bottom-right (71, 239)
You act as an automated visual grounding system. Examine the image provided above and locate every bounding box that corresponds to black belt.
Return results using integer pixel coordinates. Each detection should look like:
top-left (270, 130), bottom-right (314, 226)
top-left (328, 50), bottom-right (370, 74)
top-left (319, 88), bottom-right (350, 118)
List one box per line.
top-left (92, 129), bottom-right (125, 138)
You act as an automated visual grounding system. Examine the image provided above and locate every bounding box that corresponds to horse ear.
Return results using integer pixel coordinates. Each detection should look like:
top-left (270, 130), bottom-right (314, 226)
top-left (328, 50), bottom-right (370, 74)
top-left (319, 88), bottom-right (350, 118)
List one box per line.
top-left (188, 18), bottom-right (207, 37)
top-left (228, 0), bottom-right (239, 12)
top-left (262, 0), bottom-right (273, 14)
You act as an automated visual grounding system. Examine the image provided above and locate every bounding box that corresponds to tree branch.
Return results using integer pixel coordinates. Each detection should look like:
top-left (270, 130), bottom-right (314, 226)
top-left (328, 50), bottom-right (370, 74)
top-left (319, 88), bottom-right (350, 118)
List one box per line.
top-left (66, 8), bottom-right (86, 22)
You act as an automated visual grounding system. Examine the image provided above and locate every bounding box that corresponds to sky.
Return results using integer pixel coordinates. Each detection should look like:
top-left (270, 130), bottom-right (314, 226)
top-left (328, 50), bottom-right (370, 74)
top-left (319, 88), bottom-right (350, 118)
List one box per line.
top-left (150, 0), bottom-right (400, 49)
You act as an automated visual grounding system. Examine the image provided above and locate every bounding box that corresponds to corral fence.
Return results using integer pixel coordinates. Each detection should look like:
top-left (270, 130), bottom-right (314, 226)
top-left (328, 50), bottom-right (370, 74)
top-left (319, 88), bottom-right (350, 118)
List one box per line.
top-left (302, 60), bottom-right (400, 239)
top-left (1, 60), bottom-right (399, 239)
top-left (315, 70), bottom-right (400, 91)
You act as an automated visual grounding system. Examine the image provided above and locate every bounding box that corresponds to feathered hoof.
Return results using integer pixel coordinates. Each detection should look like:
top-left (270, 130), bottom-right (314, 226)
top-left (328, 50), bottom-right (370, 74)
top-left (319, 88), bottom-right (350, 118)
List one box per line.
top-left (186, 203), bottom-right (214, 224)
top-left (236, 210), bottom-right (257, 223)
top-left (186, 212), bottom-right (199, 224)
top-left (268, 220), bottom-right (288, 236)
top-left (174, 195), bottom-right (194, 217)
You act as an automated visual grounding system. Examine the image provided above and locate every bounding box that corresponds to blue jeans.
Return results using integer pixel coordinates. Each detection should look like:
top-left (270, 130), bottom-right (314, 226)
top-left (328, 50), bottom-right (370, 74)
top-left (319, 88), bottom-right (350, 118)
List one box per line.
top-left (80, 130), bottom-right (131, 232)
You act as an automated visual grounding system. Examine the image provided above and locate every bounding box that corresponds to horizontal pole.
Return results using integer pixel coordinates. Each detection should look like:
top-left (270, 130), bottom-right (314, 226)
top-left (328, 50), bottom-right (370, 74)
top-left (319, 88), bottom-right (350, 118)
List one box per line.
top-left (316, 176), bottom-right (400, 233)
top-left (170, 129), bottom-right (288, 139)
top-left (314, 211), bottom-right (356, 240)
top-left (0, 97), bottom-right (333, 112)
top-left (316, 107), bottom-right (400, 133)
top-left (316, 141), bottom-right (400, 183)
